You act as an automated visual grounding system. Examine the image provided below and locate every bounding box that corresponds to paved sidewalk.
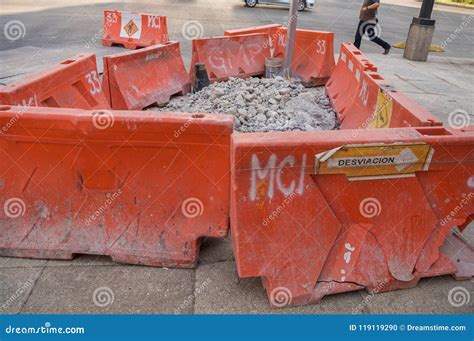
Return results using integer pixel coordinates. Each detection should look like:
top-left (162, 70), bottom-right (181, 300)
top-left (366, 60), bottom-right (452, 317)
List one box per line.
top-left (1, 226), bottom-right (473, 314)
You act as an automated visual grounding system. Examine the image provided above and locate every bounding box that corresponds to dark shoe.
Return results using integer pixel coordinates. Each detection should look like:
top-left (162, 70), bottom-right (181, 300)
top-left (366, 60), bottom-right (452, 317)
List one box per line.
top-left (383, 47), bottom-right (391, 55)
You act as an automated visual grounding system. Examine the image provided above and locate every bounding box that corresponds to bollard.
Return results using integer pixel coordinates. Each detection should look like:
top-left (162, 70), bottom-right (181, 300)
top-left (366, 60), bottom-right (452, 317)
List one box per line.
top-left (193, 63), bottom-right (210, 93)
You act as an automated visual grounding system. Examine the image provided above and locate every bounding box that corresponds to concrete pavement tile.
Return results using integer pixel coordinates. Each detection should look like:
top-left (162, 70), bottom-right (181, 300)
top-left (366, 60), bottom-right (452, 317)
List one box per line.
top-left (198, 237), bottom-right (234, 265)
top-left (0, 257), bottom-right (47, 268)
top-left (365, 276), bottom-right (474, 314)
top-left (0, 267), bottom-right (43, 314)
top-left (21, 265), bottom-right (195, 314)
top-left (194, 261), bottom-right (366, 314)
top-left (46, 254), bottom-right (117, 267)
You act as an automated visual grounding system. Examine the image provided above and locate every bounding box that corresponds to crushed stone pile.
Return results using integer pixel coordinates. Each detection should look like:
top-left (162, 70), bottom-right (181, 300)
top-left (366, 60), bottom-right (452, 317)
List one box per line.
top-left (155, 76), bottom-right (339, 133)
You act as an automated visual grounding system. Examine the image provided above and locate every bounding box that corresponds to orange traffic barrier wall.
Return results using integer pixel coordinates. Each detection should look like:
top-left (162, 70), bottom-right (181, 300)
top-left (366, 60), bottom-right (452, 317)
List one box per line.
top-left (102, 10), bottom-right (168, 49)
top-left (189, 34), bottom-right (271, 83)
top-left (0, 54), bottom-right (109, 110)
top-left (225, 25), bottom-right (335, 86)
top-left (275, 28), bottom-right (335, 86)
top-left (224, 24), bottom-right (282, 56)
top-left (326, 43), bottom-right (441, 129)
top-left (102, 42), bottom-right (191, 110)
top-left (231, 127), bottom-right (474, 307)
top-left (0, 106), bottom-right (233, 268)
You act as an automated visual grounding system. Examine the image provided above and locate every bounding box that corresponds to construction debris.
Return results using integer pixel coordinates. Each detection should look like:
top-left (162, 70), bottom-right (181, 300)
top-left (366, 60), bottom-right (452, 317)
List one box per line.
top-left (154, 77), bottom-right (339, 132)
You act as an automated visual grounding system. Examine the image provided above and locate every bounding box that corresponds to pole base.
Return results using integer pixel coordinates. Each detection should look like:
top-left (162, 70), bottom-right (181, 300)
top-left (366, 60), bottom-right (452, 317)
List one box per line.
top-left (403, 17), bottom-right (436, 62)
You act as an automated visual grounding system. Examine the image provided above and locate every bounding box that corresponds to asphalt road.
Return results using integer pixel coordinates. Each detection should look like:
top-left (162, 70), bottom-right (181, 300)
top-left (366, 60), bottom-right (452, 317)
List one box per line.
top-left (0, 0), bottom-right (473, 59)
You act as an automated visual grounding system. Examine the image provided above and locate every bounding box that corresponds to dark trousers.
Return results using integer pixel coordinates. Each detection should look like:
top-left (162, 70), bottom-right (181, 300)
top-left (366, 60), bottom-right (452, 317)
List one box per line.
top-left (354, 19), bottom-right (391, 50)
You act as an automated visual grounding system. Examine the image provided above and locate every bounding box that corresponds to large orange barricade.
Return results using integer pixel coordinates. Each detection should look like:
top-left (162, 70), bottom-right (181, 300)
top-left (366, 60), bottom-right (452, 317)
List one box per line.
top-left (102, 42), bottom-right (191, 110)
top-left (0, 106), bottom-right (233, 268)
top-left (231, 126), bottom-right (473, 307)
top-left (102, 10), bottom-right (168, 49)
top-left (326, 43), bottom-right (441, 129)
top-left (0, 54), bottom-right (109, 110)
top-left (224, 24), bottom-right (282, 56)
top-left (275, 28), bottom-right (335, 86)
top-left (189, 34), bottom-right (271, 83)
top-left (225, 25), bottom-right (335, 86)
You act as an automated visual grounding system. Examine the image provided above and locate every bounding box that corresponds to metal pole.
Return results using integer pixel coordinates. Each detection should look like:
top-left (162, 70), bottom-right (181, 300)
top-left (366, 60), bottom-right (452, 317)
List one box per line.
top-left (283, 0), bottom-right (299, 78)
top-left (419, 0), bottom-right (435, 19)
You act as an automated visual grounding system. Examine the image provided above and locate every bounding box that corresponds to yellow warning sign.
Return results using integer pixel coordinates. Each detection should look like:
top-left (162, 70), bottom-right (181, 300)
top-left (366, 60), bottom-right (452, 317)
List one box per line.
top-left (124, 20), bottom-right (139, 37)
top-left (314, 142), bottom-right (433, 179)
top-left (368, 89), bottom-right (393, 128)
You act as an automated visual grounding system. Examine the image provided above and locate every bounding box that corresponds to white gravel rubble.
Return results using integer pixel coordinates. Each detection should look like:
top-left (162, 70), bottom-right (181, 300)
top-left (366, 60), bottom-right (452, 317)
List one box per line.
top-left (154, 76), bottom-right (339, 133)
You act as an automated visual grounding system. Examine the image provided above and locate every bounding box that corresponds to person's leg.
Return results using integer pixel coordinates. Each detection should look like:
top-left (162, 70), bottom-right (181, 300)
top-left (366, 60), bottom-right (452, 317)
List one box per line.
top-left (371, 36), bottom-right (391, 50)
top-left (367, 20), bottom-right (391, 50)
top-left (354, 20), bottom-right (363, 48)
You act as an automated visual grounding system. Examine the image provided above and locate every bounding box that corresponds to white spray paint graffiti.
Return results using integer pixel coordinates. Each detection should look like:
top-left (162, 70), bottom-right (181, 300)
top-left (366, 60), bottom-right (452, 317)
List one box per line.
top-left (249, 153), bottom-right (307, 201)
top-left (207, 42), bottom-right (263, 74)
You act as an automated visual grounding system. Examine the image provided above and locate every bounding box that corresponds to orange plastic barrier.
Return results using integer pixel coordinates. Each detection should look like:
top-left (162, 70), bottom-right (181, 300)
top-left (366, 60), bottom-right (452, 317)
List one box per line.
top-left (102, 42), bottom-right (191, 110)
top-left (326, 43), bottom-right (441, 129)
top-left (225, 25), bottom-right (335, 86)
top-left (189, 34), bottom-right (271, 83)
top-left (276, 28), bottom-right (335, 86)
top-left (0, 106), bottom-right (233, 268)
top-left (0, 54), bottom-right (109, 110)
top-left (102, 10), bottom-right (168, 49)
top-left (224, 24), bottom-right (282, 56)
top-left (231, 126), bottom-right (473, 307)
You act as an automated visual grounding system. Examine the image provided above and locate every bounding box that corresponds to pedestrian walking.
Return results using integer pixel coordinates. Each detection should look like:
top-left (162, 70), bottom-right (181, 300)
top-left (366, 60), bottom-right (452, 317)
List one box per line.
top-left (354, 0), bottom-right (391, 54)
